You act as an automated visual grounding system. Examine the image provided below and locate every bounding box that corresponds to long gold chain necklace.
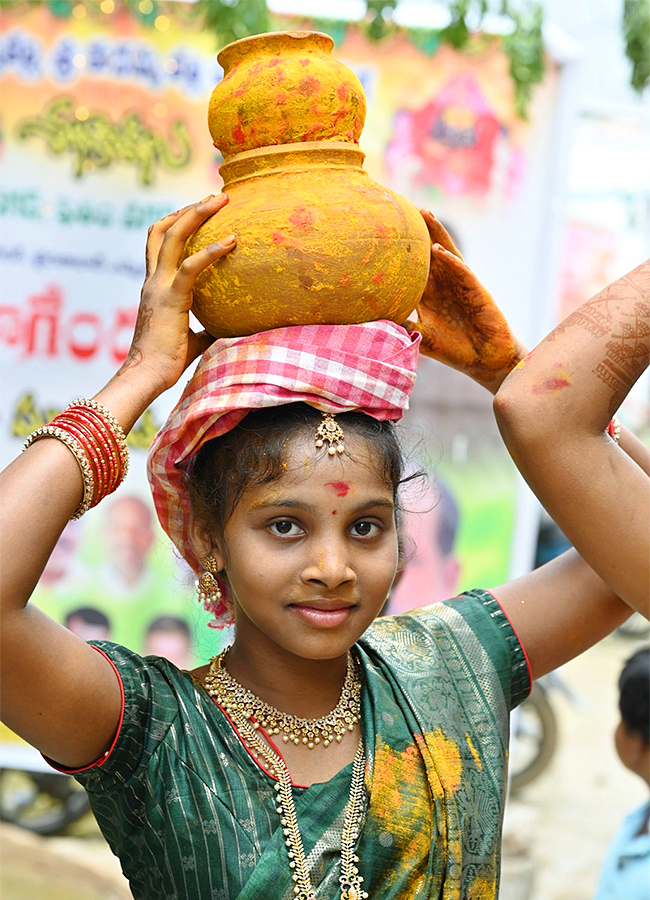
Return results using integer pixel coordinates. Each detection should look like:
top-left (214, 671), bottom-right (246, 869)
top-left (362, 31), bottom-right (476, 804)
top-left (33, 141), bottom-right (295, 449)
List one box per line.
top-left (204, 650), bottom-right (361, 749)
top-left (203, 652), bottom-right (368, 900)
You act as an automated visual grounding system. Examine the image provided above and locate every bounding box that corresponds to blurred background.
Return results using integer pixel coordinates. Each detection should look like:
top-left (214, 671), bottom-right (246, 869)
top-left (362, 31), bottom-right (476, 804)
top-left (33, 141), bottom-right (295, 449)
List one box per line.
top-left (0, 0), bottom-right (648, 897)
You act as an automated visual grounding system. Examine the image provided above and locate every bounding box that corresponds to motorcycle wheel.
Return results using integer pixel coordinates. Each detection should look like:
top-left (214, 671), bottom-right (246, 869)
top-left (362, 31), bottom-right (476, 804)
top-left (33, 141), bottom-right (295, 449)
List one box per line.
top-left (0, 769), bottom-right (90, 835)
top-left (510, 682), bottom-right (558, 792)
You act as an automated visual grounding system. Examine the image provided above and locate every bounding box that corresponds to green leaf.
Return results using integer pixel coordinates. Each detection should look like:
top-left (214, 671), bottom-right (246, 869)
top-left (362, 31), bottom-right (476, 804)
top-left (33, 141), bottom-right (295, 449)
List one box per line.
top-left (503, 4), bottom-right (545, 118)
top-left (364, 0), bottom-right (398, 41)
top-left (623, 0), bottom-right (650, 92)
top-left (194, 0), bottom-right (271, 49)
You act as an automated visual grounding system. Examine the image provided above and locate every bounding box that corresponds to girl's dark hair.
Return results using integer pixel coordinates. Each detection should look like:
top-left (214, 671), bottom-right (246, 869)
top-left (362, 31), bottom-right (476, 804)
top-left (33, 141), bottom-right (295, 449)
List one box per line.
top-left (188, 403), bottom-right (413, 551)
top-left (619, 647), bottom-right (650, 744)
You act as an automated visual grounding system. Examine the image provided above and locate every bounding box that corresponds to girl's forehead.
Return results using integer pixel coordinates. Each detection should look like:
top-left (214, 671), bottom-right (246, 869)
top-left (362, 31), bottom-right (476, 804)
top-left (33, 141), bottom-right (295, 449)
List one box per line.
top-left (246, 432), bottom-right (392, 502)
top-left (283, 432), bottom-right (387, 483)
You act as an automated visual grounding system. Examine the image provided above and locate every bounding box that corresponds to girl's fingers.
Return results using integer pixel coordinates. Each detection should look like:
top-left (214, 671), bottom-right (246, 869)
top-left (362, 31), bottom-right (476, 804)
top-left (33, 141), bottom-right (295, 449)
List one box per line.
top-left (173, 235), bottom-right (237, 293)
top-left (431, 243), bottom-right (460, 266)
top-left (186, 329), bottom-right (215, 365)
top-left (156, 194), bottom-right (230, 272)
top-left (431, 244), bottom-right (475, 282)
top-left (421, 210), bottom-right (446, 248)
top-left (144, 203), bottom-right (195, 275)
top-left (420, 210), bottom-right (464, 260)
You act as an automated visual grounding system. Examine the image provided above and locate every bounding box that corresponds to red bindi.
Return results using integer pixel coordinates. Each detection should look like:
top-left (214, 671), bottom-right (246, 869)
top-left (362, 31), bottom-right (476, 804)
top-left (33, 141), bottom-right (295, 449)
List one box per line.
top-left (325, 481), bottom-right (350, 497)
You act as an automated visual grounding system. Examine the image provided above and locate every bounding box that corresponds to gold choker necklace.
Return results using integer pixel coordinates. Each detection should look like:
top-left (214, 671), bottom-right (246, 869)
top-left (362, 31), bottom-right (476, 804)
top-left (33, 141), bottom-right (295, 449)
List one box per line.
top-left (204, 650), bottom-right (362, 749)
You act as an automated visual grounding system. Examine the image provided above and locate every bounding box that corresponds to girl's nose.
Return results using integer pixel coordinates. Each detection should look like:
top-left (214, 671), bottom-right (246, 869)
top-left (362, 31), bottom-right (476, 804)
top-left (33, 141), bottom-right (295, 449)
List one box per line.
top-left (301, 544), bottom-right (356, 588)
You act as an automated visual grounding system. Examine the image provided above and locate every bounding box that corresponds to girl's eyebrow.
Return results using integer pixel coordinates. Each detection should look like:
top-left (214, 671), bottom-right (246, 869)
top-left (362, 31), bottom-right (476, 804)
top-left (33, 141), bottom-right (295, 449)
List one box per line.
top-left (249, 497), bottom-right (395, 512)
top-left (250, 498), bottom-right (311, 512)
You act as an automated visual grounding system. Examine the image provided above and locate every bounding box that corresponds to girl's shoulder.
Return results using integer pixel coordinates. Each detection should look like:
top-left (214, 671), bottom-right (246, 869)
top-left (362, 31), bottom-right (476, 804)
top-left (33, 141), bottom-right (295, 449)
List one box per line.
top-left (90, 639), bottom-right (205, 703)
top-left (75, 640), bottom-right (220, 790)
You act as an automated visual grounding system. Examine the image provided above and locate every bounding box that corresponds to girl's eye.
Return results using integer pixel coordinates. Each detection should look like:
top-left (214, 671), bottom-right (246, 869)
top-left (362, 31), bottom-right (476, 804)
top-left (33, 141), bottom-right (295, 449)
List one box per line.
top-left (351, 521), bottom-right (379, 538)
top-left (270, 520), bottom-right (301, 537)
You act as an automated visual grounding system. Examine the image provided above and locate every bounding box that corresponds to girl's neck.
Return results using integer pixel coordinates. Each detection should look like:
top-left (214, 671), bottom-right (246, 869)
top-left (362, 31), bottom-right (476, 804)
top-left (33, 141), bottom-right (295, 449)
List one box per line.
top-left (225, 640), bottom-right (350, 719)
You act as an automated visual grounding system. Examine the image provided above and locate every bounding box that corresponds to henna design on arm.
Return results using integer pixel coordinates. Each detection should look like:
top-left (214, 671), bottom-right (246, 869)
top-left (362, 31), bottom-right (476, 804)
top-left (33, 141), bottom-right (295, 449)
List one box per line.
top-left (597, 300), bottom-right (650, 413)
top-left (115, 304), bottom-right (154, 376)
top-left (545, 269), bottom-right (649, 415)
top-left (417, 252), bottom-right (523, 385)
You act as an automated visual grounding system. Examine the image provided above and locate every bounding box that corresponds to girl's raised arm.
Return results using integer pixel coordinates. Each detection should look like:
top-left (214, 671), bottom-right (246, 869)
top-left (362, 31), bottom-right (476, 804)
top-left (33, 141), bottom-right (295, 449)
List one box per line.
top-left (0, 196), bottom-right (235, 768)
top-left (408, 221), bottom-right (641, 677)
top-left (494, 261), bottom-right (649, 616)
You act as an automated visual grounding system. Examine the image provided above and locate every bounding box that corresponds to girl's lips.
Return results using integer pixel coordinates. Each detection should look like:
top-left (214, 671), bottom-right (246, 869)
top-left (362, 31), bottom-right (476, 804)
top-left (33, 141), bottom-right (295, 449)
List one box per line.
top-left (290, 605), bottom-right (354, 628)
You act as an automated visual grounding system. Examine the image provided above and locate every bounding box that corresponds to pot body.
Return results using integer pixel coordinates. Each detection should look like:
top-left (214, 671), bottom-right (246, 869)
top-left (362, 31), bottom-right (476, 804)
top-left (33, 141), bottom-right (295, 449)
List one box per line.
top-left (186, 142), bottom-right (430, 339)
top-left (209, 31), bottom-right (366, 159)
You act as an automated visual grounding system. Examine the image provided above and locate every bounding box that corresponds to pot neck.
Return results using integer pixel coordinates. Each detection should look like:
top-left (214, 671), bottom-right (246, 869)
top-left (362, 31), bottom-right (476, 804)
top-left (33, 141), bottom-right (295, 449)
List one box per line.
top-left (219, 140), bottom-right (366, 188)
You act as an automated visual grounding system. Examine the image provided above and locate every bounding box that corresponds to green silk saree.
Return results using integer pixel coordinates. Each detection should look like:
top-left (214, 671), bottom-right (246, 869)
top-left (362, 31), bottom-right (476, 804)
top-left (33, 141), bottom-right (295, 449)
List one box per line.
top-left (73, 590), bottom-right (529, 899)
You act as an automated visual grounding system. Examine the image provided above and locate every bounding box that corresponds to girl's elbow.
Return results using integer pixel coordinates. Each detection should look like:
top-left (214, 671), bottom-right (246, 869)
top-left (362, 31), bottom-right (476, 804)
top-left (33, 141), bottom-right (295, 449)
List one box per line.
top-left (493, 385), bottom-right (550, 450)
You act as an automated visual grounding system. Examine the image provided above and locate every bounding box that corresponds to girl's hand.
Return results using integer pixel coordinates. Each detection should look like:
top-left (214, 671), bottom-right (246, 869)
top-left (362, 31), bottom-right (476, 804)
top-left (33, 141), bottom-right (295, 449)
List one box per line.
top-left (407, 210), bottom-right (526, 394)
top-left (119, 194), bottom-right (236, 395)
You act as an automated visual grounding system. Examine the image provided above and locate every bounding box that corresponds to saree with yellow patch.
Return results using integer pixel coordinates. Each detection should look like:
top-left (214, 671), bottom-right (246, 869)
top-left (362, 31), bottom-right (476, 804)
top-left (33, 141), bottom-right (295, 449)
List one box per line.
top-left (71, 589), bottom-right (530, 900)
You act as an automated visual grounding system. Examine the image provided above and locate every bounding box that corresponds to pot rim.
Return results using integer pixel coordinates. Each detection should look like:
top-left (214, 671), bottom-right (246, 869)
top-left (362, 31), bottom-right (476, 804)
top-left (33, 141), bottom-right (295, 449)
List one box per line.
top-left (217, 30), bottom-right (335, 72)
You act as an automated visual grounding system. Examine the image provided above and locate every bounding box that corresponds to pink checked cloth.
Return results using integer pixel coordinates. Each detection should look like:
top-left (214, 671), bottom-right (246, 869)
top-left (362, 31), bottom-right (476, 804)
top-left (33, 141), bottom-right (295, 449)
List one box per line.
top-left (148, 320), bottom-right (420, 604)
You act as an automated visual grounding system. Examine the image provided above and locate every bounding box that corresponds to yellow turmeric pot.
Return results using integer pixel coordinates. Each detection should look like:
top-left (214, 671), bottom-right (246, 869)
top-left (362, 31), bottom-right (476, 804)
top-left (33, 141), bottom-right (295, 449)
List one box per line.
top-left (186, 141), bottom-right (431, 338)
top-left (187, 30), bottom-right (430, 338)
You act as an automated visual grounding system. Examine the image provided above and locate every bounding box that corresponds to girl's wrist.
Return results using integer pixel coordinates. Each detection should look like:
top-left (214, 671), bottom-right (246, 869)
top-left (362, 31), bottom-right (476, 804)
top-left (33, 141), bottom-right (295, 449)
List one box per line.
top-left (94, 362), bottom-right (170, 436)
top-left (484, 339), bottom-right (529, 395)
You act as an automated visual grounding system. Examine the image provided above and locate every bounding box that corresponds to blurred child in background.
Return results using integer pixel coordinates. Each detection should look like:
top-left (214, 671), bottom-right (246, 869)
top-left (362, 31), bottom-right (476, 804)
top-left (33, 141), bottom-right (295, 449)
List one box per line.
top-left (594, 648), bottom-right (650, 900)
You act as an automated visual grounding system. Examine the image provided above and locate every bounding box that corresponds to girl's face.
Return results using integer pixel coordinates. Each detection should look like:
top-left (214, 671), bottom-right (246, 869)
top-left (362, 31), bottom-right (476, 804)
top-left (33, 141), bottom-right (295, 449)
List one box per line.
top-left (212, 432), bottom-right (399, 663)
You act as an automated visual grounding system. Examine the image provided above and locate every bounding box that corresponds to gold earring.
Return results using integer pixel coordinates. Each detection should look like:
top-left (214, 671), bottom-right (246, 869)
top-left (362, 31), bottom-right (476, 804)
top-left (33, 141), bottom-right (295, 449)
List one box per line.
top-left (197, 556), bottom-right (222, 609)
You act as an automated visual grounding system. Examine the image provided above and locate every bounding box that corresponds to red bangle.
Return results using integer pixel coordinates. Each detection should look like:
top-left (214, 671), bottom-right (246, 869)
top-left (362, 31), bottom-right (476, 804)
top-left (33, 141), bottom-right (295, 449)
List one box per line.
top-left (55, 413), bottom-right (112, 504)
top-left (60, 409), bottom-right (121, 502)
top-left (71, 401), bottom-right (129, 483)
top-left (22, 400), bottom-right (130, 519)
top-left (606, 417), bottom-right (621, 444)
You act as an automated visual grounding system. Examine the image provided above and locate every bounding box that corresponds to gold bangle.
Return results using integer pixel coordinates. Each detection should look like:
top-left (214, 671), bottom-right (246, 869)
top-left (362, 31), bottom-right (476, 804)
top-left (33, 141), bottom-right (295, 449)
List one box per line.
top-left (23, 426), bottom-right (95, 519)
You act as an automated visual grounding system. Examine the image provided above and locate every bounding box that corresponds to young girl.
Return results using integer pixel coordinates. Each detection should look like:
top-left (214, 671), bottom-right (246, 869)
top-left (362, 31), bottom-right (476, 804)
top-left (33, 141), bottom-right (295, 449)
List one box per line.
top-left (0, 195), bottom-right (633, 899)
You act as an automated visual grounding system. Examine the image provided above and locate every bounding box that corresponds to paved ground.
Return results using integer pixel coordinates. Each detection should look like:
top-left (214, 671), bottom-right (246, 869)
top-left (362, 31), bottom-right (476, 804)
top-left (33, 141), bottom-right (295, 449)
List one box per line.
top-left (0, 818), bottom-right (131, 900)
top-left (1, 628), bottom-right (647, 900)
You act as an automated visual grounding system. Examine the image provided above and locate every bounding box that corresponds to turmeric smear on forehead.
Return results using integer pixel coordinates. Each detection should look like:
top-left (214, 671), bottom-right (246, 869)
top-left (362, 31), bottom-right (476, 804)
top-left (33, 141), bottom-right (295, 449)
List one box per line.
top-left (250, 489), bottom-right (286, 509)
